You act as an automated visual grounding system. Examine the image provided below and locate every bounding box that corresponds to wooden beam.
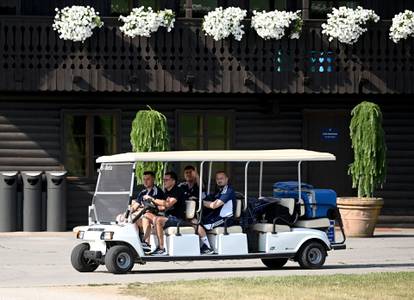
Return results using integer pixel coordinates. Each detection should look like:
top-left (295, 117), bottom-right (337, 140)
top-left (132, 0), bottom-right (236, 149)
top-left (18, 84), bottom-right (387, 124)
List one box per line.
top-left (302, 0), bottom-right (310, 19)
top-left (185, 0), bottom-right (192, 18)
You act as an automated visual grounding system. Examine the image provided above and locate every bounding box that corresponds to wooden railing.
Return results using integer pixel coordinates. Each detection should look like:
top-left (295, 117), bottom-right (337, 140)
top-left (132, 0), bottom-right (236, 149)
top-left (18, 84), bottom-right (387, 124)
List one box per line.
top-left (0, 16), bottom-right (413, 94)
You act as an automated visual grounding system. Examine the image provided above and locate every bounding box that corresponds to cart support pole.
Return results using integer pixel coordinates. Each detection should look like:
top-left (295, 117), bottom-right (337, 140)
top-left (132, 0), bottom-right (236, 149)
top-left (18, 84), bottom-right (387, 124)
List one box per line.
top-left (207, 162), bottom-right (213, 195)
top-left (259, 161), bottom-right (263, 198)
top-left (244, 161), bottom-right (250, 211)
top-left (197, 161), bottom-right (205, 213)
top-left (298, 161), bottom-right (302, 201)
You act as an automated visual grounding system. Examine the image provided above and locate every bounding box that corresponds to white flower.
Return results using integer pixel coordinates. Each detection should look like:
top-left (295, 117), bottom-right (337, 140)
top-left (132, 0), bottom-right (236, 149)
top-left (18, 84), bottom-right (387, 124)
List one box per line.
top-left (390, 10), bottom-right (414, 43)
top-left (202, 7), bottom-right (247, 41)
top-left (251, 10), bottom-right (303, 40)
top-left (119, 6), bottom-right (176, 38)
top-left (52, 5), bottom-right (103, 43)
top-left (321, 6), bottom-right (379, 45)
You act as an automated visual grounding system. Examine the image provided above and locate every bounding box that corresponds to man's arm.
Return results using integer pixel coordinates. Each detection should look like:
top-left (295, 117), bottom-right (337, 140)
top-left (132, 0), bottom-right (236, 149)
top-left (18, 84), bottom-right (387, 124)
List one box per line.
top-left (203, 199), bottom-right (224, 209)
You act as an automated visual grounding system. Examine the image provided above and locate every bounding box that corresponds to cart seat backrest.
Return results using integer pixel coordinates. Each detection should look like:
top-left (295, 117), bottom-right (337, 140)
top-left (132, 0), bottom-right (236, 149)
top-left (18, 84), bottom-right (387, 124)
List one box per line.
top-left (234, 199), bottom-right (242, 219)
top-left (298, 199), bottom-right (305, 217)
top-left (275, 198), bottom-right (295, 216)
top-left (185, 200), bottom-right (196, 219)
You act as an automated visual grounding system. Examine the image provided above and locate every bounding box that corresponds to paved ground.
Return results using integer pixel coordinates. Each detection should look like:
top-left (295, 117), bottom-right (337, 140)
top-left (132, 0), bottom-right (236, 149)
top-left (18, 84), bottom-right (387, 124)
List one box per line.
top-left (0, 228), bottom-right (413, 299)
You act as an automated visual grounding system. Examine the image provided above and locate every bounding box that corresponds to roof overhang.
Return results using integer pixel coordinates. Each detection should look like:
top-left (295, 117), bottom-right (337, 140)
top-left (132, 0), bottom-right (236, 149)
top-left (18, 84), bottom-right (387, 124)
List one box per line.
top-left (96, 149), bottom-right (336, 163)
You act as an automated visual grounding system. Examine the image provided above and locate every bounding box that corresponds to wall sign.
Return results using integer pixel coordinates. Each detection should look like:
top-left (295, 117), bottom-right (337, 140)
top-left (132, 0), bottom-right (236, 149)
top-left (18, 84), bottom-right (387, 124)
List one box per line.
top-left (321, 128), bottom-right (339, 141)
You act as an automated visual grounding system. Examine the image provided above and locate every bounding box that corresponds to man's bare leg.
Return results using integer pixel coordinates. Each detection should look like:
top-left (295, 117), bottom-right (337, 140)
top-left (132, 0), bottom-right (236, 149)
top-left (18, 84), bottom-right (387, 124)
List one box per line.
top-left (154, 216), bottom-right (168, 249)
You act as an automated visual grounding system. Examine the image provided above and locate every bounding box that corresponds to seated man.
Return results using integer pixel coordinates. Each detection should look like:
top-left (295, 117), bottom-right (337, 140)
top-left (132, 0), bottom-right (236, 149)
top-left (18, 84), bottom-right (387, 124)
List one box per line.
top-left (196, 171), bottom-right (235, 254)
top-left (178, 165), bottom-right (204, 200)
top-left (149, 171), bottom-right (186, 255)
top-left (129, 171), bottom-right (165, 252)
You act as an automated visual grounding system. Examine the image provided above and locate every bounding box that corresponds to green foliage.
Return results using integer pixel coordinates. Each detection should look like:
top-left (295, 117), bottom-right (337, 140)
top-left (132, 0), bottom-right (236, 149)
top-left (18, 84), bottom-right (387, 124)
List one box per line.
top-left (348, 101), bottom-right (387, 198)
top-left (130, 106), bottom-right (170, 185)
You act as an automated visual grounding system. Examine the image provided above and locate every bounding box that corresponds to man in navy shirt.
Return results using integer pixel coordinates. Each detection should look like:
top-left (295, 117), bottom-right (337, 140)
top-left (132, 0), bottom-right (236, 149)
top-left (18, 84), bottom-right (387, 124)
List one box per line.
top-left (194, 171), bottom-right (235, 254)
top-left (202, 171), bottom-right (235, 229)
top-left (129, 171), bottom-right (165, 252)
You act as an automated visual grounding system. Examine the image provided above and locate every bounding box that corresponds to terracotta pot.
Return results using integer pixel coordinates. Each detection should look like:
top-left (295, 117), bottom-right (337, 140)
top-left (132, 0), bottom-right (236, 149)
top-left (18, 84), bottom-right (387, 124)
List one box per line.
top-left (337, 197), bottom-right (384, 237)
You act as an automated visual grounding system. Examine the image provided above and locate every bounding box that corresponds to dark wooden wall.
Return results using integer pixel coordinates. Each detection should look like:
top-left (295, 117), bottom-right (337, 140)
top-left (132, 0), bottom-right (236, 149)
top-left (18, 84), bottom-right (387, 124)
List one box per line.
top-left (1, 17), bottom-right (414, 95)
top-left (21, 0), bottom-right (111, 16)
top-left (0, 94), bottom-right (413, 228)
top-left (363, 1), bottom-right (414, 19)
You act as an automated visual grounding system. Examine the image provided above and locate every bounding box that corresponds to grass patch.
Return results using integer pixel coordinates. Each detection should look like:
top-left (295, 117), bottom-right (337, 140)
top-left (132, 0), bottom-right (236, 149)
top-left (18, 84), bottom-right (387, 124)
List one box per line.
top-left (123, 272), bottom-right (414, 300)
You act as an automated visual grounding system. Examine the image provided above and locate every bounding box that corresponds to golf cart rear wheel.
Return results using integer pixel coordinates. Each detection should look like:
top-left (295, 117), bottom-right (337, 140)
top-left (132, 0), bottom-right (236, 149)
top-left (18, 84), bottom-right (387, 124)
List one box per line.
top-left (105, 245), bottom-right (135, 274)
top-left (297, 241), bottom-right (327, 269)
top-left (261, 258), bottom-right (288, 269)
top-left (71, 243), bottom-right (99, 272)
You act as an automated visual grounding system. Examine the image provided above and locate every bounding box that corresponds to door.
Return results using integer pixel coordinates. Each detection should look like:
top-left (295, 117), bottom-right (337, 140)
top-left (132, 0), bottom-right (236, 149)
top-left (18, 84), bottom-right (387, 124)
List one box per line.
top-left (303, 110), bottom-right (353, 196)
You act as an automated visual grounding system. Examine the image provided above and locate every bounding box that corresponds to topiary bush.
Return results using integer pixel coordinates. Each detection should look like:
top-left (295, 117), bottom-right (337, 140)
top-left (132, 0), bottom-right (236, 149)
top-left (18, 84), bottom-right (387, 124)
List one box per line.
top-left (348, 101), bottom-right (387, 198)
top-left (130, 106), bottom-right (170, 185)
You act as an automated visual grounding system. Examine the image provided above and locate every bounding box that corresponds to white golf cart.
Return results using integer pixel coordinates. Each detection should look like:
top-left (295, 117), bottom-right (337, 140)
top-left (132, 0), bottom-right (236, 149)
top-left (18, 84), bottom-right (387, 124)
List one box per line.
top-left (71, 149), bottom-right (346, 274)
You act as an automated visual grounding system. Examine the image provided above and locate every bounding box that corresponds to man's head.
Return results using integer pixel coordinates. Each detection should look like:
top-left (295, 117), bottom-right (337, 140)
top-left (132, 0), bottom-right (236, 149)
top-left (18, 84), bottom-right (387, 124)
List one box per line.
top-left (142, 171), bottom-right (155, 189)
top-left (164, 171), bottom-right (178, 190)
top-left (183, 165), bottom-right (197, 183)
top-left (215, 171), bottom-right (229, 187)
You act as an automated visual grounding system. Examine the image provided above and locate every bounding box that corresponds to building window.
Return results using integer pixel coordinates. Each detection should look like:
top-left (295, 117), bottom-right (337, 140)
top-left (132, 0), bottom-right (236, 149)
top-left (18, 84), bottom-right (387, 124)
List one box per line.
top-left (310, 1), bottom-right (361, 19)
top-left (111, 0), bottom-right (135, 15)
top-left (192, 0), bottom-right (216, 17)
top-left (250, 0), bottom-right (286, 11)
top-left (0, 0), bottom-right (19, 15)
top-left (64, 112), bottom-right (120, 178)
top-left (177, 111), bottom-right (233, 177)
top-left (111, 0), bottom-right (184, 16)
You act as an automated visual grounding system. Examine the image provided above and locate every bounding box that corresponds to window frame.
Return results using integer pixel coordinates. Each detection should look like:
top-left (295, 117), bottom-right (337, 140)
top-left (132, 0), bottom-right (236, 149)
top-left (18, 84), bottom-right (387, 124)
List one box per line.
top-left (61, 109), bottom-right (121, 180)
top-left (175, 109), bottom-right (235, 179)
top-left (309, 0), bottom-right (362, 19)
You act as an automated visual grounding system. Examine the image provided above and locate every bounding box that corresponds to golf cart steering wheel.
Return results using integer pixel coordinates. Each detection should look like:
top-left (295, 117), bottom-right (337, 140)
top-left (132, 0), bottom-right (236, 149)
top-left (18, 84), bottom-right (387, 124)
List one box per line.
top-left (131, 198), bottom-right (159, 224)
top-left (143, 197), bottom-right (158, 210)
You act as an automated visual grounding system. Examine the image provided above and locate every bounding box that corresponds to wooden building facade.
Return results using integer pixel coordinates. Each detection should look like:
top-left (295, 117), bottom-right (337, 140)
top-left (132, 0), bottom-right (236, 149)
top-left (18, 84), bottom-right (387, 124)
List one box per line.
top-left (0, 0), bottom-right (413, 228)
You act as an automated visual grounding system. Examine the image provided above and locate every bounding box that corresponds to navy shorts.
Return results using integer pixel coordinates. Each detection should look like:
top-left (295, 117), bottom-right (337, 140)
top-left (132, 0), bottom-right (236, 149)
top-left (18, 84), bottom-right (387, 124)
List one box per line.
top-left (202, 211), bottom-right (234, 230)
top-left (163, 215), bottom-right (183, 229)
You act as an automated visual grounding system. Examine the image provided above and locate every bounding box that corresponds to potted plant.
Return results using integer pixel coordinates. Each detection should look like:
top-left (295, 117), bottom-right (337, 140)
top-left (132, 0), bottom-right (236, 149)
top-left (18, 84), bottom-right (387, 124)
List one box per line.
top-left (130, 106), bottom-right (170, 184)
top-left (337, 101), bottom-right (387, 237)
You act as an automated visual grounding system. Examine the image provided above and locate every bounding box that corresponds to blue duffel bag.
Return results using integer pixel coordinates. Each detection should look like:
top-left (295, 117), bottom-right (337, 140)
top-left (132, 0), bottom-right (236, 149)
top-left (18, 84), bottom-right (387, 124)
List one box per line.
top-left (273, 181), bottom-right (337, 219)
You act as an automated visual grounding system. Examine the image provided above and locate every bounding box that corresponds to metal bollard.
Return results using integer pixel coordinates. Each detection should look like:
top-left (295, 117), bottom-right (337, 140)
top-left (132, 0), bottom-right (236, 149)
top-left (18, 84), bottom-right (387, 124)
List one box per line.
top-left (22, 171), bottom-right (43, 231)
top-left (46, 171), bottom-right (67, 231)
top-left (0, 172), bottom-right (18, 232)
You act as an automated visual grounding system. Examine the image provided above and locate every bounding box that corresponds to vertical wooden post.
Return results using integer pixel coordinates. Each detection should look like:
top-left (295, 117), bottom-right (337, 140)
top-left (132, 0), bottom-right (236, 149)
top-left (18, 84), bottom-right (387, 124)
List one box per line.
top-left (185, 0), bottom-right (192, 18)
top-left (302, 0), bottom-right (310, 19)
top-left (16, 0), bottom-right (22, 15)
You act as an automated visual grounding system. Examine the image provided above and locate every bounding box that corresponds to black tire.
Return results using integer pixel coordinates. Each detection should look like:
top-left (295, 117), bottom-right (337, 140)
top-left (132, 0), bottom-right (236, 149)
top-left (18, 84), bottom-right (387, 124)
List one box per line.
top-left (71, 243), bottom-right (99, 272)
top-left (297, 241), bottom-right (327, 269)
top-left (105, 245), bottom-right (135, 274)
top-left (261, 258), bottom-right (289, 269)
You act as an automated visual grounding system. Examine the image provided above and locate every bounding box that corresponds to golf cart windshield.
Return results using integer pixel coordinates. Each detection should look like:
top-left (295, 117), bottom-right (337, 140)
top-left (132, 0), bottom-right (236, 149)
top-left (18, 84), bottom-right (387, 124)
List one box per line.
top-left (91, 162), bottom-right (135, 223)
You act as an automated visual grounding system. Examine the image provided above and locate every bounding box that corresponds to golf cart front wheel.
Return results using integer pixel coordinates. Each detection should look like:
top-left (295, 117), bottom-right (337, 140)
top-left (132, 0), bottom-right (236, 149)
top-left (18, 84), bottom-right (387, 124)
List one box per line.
top-left (105, 245), bottom-right (135, 274)
top-left (71, 243), bottom-right (99, 272)
top-left (261, 258), bottom-right (288, 269)
top-left (297, 241), bottom-right (327, 269)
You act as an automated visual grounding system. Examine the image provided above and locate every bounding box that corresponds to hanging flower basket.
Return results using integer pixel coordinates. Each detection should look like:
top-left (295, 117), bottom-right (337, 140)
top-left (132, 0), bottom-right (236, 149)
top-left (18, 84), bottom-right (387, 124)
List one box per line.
top-left (52, 6), bottom-right (103, 43)
top-left (390, 10), bottom-right (414, 43)
top-left (251, 10), bottom-right (303, 40)
top-left (202, 7), bottom-right (247, 41)
top-left (119, 6), bottom-right (175, 38)
top-left (321, 6), bottom-right (379, 45)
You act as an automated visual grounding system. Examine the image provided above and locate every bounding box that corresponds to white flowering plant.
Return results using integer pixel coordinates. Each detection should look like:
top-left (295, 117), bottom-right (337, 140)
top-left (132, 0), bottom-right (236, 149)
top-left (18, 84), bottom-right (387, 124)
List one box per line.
top-left (202, 7), bottom-right (247, 41)
top-left (390, 10), bottom-right (414, 43)
top-left (52, 6), bottom-right (103, 43)
top-left (119, 7), bottom-right (175, 38)
top-left (322, 6), bottom-right (380, 45)
top-left (251, 10), bottom-right (303, 40)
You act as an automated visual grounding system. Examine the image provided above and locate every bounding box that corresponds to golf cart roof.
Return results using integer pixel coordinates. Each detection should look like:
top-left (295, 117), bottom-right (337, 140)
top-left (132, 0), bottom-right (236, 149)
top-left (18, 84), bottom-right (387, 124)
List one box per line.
top-left (96, 149), bottom-right (336, 163)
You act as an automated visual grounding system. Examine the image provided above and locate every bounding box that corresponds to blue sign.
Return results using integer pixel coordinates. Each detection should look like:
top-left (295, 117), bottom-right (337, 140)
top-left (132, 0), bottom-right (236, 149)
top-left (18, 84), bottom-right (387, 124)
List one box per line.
top-left (322, 128), bottom-right (339, 141)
